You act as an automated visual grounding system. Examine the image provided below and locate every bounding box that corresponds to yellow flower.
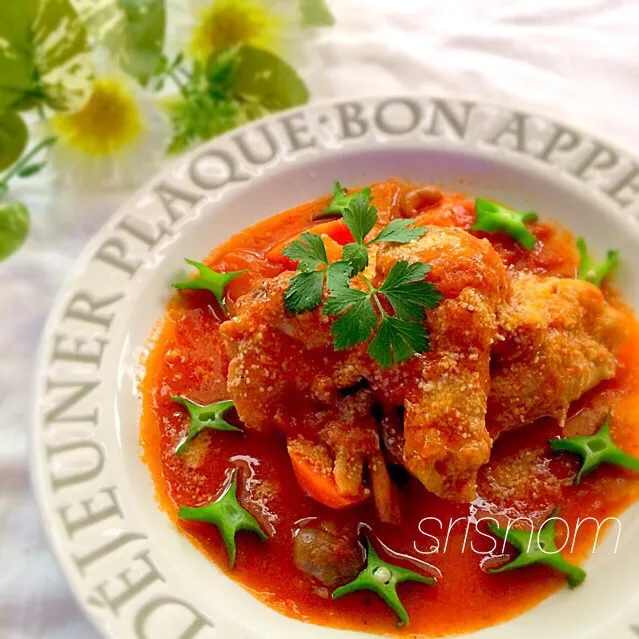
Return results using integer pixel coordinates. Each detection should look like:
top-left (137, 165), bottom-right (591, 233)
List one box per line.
top-left (189, 0), bottom-right (294, 60)
top-left (49, 73), bottom-right (170, 189)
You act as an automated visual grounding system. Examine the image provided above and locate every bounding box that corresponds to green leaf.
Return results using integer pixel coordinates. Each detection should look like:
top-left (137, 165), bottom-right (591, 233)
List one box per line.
top-left (76, 0), bottom-right (166, 85)
top-left (179, 469), bottom-right (268, 569)
top-left (342, 193), bottom-right (377, 244)
top-left (166, 94), bottom-right (238, 154)
top-left (0, 201), bottom-right (30, 262)
top-left (283, 269), bottom-right (325, 314)
top-left (576, 237), bottom-right (619, 287)
top-left (282, 232), bottom-right (328, 271)
top-left (17, 162), bottom-right (47, 178)
top-left (173, 259), bottom-right (247, 311)
top-left (206, 46), bottom-right (242, 93)
top-left (283, 245), bottom-right (352, 316)
top-left (379, 261), bottom-right (442, 321)
top-left (333, 536), bottom-right (435, 626)
top-left (0, 0), bottom-right (39, 110)
top-left (114, 0), bottom-right (166, 84)
top-left (173, 397), bottom-right (241, 455)
top-left (370, 218), bottom-right (427, 245)
top-left (331, 297), bottom-right (377, 350)
top-left (324, 283), bottom-right (368, 315)
top-left (342, 242), bottom-right (368, 274)
top-left (299, 0), bottom-right (335, 26)
top-left (0, 0), bottom-right (94, 112)
top-left (323, 259), bottom-right (441, 368)
top-left (368, 316), bottom-right (430, 369)
top-left (316, 181), bottom-right (372, 219)
top-left (471, 197), bottom-right (538, 250)
top-left (0, 112), bottom-right (28, 171)
top-left (324, 260), bottom-right (352, 291)
top-left (33, 0), bottom-right (95, 111)
top-left (232, 45), bottom-right (309, 111)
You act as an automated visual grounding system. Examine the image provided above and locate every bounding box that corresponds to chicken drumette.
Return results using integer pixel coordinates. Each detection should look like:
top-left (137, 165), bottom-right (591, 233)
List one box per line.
top-left (221, 226), bottom-right (510, 506)
top-left (486, 273), bottom-right (626, 436)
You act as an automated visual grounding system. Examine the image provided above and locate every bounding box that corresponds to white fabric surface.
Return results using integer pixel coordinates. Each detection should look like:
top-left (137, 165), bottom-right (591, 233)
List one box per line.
top-left (2, 1), bottom-right (639, 637)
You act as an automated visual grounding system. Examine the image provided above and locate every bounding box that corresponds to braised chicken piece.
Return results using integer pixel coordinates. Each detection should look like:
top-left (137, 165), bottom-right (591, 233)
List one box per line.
top-left (486, 274), bottom-right (626, 436)
top-left (221, 226), bottom-right (509, 505)
top-left (372, 228), bottom-right (510, 501)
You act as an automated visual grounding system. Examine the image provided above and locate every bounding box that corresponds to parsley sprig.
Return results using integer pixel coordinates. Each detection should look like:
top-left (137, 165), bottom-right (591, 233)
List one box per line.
top-left (283, 183), bottom-right (441, 367)
top-left (325, 260), bottom-right (442, 367)
top-left (282, 232), bottom-right (342, 313)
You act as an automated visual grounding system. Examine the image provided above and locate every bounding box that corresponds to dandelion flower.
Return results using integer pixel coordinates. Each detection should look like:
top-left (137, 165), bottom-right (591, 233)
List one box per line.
top-left (49, 72), bottom-right (170, 189)
top-left (189, 0), bottom-right (297, 60)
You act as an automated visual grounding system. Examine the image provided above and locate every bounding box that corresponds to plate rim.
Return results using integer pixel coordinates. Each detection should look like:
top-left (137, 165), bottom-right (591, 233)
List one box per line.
top-left (29, 93), bottom-right (639, 639)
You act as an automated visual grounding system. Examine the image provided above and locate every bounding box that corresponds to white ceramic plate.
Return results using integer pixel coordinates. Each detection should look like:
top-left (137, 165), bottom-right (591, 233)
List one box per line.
top-left (31, 96), bottom-right (639, 639)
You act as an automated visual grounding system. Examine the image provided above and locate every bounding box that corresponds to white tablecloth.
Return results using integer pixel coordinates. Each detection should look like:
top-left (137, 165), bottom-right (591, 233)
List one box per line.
top-left (2, 1), bottom-right (639, 637)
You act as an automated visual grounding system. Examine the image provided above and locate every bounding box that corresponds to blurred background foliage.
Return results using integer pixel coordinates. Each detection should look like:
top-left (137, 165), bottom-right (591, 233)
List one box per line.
top-left (0, 0), bottom-right (334, 262)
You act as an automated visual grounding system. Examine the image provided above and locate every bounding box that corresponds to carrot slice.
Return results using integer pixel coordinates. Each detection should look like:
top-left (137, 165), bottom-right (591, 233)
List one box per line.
top-left (266, 220), bottom-right (355, 269)
top-left (288, 444), bottom-right (369, 510)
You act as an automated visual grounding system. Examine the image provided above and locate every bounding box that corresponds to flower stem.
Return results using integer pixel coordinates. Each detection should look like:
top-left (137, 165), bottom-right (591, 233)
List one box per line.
top-left (0, 136), bottom-right (57, 190)
top-left (168, 69), bottom-right (189, 97)
top-left (176, 65), bottom-right (193, 82)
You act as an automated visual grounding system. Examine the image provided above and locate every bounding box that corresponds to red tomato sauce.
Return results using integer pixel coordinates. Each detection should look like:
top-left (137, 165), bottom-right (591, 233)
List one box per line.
top-left (140, 180), bottom-right (639, 636)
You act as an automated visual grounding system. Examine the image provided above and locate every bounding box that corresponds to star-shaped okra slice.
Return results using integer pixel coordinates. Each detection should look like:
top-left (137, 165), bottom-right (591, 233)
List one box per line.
top-left (332, 536), bottom-right (436, 626)
top-left (488, 509), bottom-right (586, 588)
top-left (549, 414), bottom-right (639, 484)
top-left (178, 469), bottom-right (267, 568)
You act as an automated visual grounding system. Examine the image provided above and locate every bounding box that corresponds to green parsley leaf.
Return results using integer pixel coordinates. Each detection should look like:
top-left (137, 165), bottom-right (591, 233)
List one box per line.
top-left (283, 269), bottom-right (325, 313)
top-left (324, 285), bottom-right (369, 316)
top-left (370, 218), bottom-right (427, 244)
top-left (576, 237), bottom-right (619, 287)
top-left (283, 243), bottom-right (351, 315)
top-left (282, 182), bottom-right (443, 369)
top-left (173, 259), bottom-right (247, 311)
top-left (282, 232), bottom-right (328, 271)
top-left (316, 181), bottom-right (372, 218)
top-left (325, 260), bottom-right (352, 291)
top-left (342, 242), bottom-right (369, 274)
top-left (368, 316), bottom-right (430, 368)
top-left (342, 192), bottom-right (378, 244)
top-left (471, 197), bottom-right (538, 250)
top-left (331, 297), bottom-right (378, 350)
top-left (324, 259), bottom-right (440, 367)
top-left (379, 261), bottom-right (442, 321)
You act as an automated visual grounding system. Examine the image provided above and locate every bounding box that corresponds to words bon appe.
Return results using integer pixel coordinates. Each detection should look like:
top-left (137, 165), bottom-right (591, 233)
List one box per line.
top-left (38, 97), bottom-right (639, 639)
